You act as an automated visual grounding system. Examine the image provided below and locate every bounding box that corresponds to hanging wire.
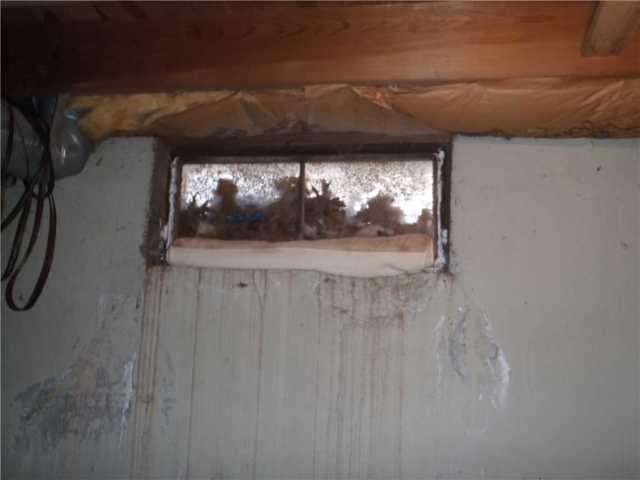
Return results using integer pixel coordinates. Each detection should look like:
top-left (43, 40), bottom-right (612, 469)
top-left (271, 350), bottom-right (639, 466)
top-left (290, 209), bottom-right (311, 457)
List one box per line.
top-left (1, 98), bottom-right (57, 311)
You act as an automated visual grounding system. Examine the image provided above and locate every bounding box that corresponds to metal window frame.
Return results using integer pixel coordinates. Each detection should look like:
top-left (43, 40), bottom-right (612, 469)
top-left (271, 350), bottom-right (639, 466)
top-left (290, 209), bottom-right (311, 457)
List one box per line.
top-left (160, 141), bottom-right (451, 273)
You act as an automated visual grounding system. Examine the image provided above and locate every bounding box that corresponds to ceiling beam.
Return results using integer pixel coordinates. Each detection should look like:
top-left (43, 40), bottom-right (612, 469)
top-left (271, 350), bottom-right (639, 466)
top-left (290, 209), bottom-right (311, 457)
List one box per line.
top-left (582, 1), bottom-right (640, 56)
top-left (2, 2), bottom-right (640, 95)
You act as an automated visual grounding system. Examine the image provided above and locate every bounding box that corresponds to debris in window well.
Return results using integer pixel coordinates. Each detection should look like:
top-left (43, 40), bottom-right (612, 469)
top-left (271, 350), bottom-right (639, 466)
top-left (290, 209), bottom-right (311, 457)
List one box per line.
top-left (304, 160), bottom-right (434, 239)
top-left (303, 180), bottom-right (347, 239)
top-left (178, 159), bottom-right (434, 242)
top-left (178, 163), bottom-right (301, 241)
top-left (178, 176), bottom-right (300, 241)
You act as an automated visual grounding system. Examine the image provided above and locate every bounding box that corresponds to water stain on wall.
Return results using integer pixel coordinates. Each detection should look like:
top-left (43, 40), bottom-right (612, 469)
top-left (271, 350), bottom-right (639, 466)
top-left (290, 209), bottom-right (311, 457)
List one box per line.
top-left (433, 304), bottom-right (511, 409)
top-left (448, 307), bottom-right (469, 381)
top-left (159, 350), bottom-right (177, 431)
top-left (130, 267), bottom-right (514, 478)
top-left (474, 311), bottom-right (510, 409)
top-left (9, 294), bottom-right (140, 456)
top-left (316, 272), bottom-right (510, 412)
top-left (320, 273), bottom-right (438, 330)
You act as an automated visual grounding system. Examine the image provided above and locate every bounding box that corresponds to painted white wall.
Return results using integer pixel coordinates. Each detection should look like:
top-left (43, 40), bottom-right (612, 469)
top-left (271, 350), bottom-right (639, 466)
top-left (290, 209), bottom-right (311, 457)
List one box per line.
top-left (2, 136), bottom-right (639, 479)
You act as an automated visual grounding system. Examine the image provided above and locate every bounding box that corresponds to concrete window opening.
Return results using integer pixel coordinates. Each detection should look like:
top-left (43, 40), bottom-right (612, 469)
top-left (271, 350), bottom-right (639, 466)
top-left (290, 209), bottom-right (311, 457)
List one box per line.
top-left (166, 150), bottom-right (449, 276)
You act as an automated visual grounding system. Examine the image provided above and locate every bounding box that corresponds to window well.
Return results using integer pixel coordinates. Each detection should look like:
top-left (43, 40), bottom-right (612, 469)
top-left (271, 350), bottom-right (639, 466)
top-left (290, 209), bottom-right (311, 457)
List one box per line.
top-left (166, 150), bottom-right (449, 277)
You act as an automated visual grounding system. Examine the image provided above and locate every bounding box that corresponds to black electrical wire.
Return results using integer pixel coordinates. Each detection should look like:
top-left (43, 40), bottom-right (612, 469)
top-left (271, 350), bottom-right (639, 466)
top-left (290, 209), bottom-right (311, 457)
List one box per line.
top-left (1, 100), bottom-right (14, 179)
top-left (1, 98), bottom-right (57, 312)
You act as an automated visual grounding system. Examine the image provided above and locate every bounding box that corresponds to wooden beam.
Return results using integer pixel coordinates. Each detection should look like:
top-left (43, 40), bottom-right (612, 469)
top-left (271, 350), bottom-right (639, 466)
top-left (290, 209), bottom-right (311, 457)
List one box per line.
top-left (583, 1), bottom-right (640, 56)
top-left (2, 2), bottom-right (640, 95)
top-left (91, 2), bottom-right (144, 22)
top-left (45, 3), bottom-right (103, 22)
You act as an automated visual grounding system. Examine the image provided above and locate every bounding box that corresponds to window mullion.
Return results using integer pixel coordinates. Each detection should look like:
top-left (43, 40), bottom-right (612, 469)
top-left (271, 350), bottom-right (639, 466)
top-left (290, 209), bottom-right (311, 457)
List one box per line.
top-left (297, 160), bottom-right (306, 239)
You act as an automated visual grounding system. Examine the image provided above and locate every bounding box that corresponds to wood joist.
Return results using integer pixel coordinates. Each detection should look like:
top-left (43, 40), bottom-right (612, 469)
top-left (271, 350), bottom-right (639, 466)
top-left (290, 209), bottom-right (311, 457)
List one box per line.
top-left (2, 2), bottom-right (639, 95)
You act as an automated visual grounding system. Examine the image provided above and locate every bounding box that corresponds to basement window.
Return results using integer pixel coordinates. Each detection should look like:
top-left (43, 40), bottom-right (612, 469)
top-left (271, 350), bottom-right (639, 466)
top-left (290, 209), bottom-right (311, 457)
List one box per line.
top-left (165, 150), bottom-right (449, 277)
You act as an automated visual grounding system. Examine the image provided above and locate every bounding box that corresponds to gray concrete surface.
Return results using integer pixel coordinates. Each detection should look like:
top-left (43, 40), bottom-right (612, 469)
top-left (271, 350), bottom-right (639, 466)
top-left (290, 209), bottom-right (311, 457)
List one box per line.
top-left (1, 138), bottom-right (155, 479)
top-left (2, 137), bottom-right (639, 479)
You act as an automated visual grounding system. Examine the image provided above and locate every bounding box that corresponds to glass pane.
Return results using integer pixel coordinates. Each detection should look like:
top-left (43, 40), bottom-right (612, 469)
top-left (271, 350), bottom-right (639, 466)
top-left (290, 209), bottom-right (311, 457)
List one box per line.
top-left (178, 162), bottom-right (300, 241)
top-left (304, 160), bottom-right (433, 239)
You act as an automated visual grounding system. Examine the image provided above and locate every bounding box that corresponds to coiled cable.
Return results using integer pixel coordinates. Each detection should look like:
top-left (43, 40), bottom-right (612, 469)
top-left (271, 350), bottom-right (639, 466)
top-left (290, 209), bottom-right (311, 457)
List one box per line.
top-left (1, 98), bottom-right (57, 311)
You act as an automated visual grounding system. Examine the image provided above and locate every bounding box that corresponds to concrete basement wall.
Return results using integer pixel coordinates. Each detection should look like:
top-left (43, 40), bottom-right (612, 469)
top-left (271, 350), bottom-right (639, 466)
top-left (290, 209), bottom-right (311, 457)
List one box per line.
top-left (1, 139), bottom-right (156, 478)
top-left (2, 137), bottom-right (639, 479)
